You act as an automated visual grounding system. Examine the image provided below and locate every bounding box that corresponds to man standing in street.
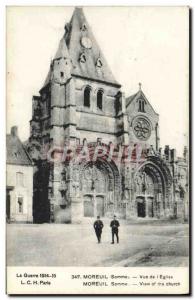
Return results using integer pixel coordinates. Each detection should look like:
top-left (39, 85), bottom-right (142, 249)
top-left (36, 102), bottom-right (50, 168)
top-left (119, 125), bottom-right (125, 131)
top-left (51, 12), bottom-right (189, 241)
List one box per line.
top-left (110, 215), bottom-right (120, 244)
top-left (93, 216), bottom-right (104, 243)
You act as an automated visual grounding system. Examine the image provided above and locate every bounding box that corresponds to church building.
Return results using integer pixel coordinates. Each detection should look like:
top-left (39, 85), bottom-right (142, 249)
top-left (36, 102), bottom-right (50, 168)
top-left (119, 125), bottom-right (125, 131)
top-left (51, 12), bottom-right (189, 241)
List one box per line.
top-left (27, 7), bottom-right (188, 223)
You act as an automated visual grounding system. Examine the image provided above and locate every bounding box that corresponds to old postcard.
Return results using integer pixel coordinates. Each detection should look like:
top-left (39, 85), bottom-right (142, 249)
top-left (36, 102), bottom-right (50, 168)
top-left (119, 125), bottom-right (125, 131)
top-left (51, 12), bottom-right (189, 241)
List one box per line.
top-left (6, 6), bottom-right (190, 295)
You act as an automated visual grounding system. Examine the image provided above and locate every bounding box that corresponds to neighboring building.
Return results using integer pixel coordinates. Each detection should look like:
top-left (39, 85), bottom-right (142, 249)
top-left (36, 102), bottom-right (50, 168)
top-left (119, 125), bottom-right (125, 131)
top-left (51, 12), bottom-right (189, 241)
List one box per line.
top-left (6, 127), bottom-right (33, 223)
top-left (26, 7), bottom-right (188, 223)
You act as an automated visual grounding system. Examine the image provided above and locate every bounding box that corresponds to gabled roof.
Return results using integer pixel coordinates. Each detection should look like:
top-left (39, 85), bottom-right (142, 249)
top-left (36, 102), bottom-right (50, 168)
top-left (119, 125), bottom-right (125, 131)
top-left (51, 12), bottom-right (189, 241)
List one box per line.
top-left (126, 91), bottom-right (139, 107)
top-left (42, 7), bottom-right (120, 90)
top-left (6, 134), bottom-right (33, 166)
top-left (126, 89), bottom-right (158, 115)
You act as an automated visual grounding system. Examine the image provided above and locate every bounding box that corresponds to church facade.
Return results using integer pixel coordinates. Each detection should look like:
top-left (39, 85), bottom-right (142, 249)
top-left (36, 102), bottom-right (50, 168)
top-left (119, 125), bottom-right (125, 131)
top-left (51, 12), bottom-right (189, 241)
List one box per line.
top-left (27, 7), bottom-right (188, 223)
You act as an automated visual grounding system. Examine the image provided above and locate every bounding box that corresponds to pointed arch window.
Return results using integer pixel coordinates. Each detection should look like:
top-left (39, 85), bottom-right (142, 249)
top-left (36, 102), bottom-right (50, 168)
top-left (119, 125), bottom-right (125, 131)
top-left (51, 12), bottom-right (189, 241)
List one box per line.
top-left (80, 23), bottom-right (87, 31)
top-left (79, 53), bottom-right (86, 63)
top-left (96, 58), bottom-right (103, 68)
top-left (97, 90), bottom-right (103, 110)
top-left (138, 99), bottom-right (145, 112)
top-left (84, 86), bottom-right (91, 108)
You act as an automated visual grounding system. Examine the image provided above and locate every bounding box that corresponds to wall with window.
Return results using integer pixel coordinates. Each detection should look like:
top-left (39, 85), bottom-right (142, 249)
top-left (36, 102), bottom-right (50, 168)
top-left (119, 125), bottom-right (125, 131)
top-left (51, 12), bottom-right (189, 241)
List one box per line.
top-left (6, 164), bottom-right (33, 223)
top-left (72, 78), bottom-right (120, 143)
top-left (84, 86), bottom-right (91, 108)
top-left (74, 78), bottom-right (119, 116)
top-left (138, 99), bottom-right (146, 112)
top-left (126, 95), bottom-right (159, 150)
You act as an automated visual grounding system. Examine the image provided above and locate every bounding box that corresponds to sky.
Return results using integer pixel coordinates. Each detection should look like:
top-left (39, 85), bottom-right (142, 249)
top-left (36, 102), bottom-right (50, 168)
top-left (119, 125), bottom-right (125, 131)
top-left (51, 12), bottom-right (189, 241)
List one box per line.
top-left (6, 6), bottom-right (189, 156)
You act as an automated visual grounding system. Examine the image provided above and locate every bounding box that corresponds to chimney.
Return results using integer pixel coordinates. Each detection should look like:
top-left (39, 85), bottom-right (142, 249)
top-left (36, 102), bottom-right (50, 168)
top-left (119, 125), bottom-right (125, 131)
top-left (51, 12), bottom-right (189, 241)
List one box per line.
top-left (164, 145), bottom-right (170, 161)
top-left (11, 126), bottom-right (18, 137)
top-left (170, 149), bottom-right (176, 162)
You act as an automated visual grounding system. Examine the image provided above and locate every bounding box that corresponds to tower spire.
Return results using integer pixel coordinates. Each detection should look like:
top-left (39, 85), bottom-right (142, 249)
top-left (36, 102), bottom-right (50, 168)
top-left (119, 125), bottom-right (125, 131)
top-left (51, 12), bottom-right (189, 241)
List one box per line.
top-left (41, 6), bottom-right (121, 91)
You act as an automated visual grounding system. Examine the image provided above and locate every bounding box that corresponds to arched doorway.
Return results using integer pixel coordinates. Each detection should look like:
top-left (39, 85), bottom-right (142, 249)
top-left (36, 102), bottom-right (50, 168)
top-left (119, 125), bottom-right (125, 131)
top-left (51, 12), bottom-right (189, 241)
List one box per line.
top-left (81, 159), bottom-right (119, 218)
top-left (134, 161), bottom-right (167, 218)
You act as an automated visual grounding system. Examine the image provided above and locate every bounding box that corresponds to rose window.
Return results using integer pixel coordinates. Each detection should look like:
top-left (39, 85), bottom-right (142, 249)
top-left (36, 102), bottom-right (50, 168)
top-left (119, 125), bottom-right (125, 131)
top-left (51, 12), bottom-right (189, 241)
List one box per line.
top-left (133, 117), bottom-right (151, 140)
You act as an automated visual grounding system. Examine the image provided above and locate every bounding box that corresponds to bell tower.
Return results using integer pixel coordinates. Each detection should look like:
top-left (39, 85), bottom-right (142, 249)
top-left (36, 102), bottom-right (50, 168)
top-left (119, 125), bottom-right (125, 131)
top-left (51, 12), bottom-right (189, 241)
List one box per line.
top-left (29, 7), bottom-right (130, 223)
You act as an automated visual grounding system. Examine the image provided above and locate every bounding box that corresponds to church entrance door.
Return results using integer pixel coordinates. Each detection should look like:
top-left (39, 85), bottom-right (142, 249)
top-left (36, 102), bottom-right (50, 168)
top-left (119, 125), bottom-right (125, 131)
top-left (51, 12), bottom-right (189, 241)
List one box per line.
top-left (96, 195), bottom-right (104, 217)
top-left (83, 194), bottom-right (105, 217)
top-left (82, 163), bottom-right (108, 218)
top-left (137, 197), bottom-right (146, 217)
top-left (83, 195), bottom-right (94, 217)
top-left (135, 169), bottom-right (158, 218)
top-left (147, 196), bottom-right (154, 217)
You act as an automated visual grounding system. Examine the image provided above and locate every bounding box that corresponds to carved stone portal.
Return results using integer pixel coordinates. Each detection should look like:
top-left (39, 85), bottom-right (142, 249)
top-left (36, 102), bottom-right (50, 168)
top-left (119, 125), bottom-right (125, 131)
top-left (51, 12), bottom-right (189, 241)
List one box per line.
top-left (134, 163), bottom-right (165, 218)
top-left (80, 161), bottom-right (117, 217)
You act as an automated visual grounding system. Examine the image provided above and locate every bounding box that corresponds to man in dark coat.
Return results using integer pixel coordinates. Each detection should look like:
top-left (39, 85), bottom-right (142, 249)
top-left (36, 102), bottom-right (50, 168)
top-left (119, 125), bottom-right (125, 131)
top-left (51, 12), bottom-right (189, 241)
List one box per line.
top-left (110, 215), bottom-right (120, 244)
top-left (93, 216), bottom-right (104, 243)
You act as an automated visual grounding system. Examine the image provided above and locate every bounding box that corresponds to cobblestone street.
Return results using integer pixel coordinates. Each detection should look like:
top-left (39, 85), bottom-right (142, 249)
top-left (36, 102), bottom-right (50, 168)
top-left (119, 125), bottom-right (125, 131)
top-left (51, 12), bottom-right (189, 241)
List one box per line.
top-left (7, 220), bottom-right (189, 267)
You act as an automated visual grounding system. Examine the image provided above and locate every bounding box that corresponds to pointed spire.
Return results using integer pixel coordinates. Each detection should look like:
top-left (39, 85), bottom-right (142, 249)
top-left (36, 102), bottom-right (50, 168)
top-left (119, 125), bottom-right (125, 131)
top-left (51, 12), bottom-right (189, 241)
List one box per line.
top-left (139, 82), bottom-right (142, 91)
top-left (41, 6), bottom-right (121, 90)
top-left (73, 6), bottom-right (83, 15)
top-left (64, 6), bottom-right (120, 86)
top-left (54, 37), bottom-right (70, 60)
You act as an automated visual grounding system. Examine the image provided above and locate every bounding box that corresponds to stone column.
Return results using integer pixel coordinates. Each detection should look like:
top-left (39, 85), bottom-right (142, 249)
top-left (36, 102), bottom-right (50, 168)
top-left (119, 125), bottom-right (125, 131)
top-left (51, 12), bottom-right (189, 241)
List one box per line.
top-left (145, 196), bottom-right (149, 218)
top-left (155, 123), bottom-right (160, 151)
top-left (156, 193), bottom-right (161, 219)
top-left (121, 92), bottom-right (129, 145)
top-left (67, 162), bottom-right (83, 223)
